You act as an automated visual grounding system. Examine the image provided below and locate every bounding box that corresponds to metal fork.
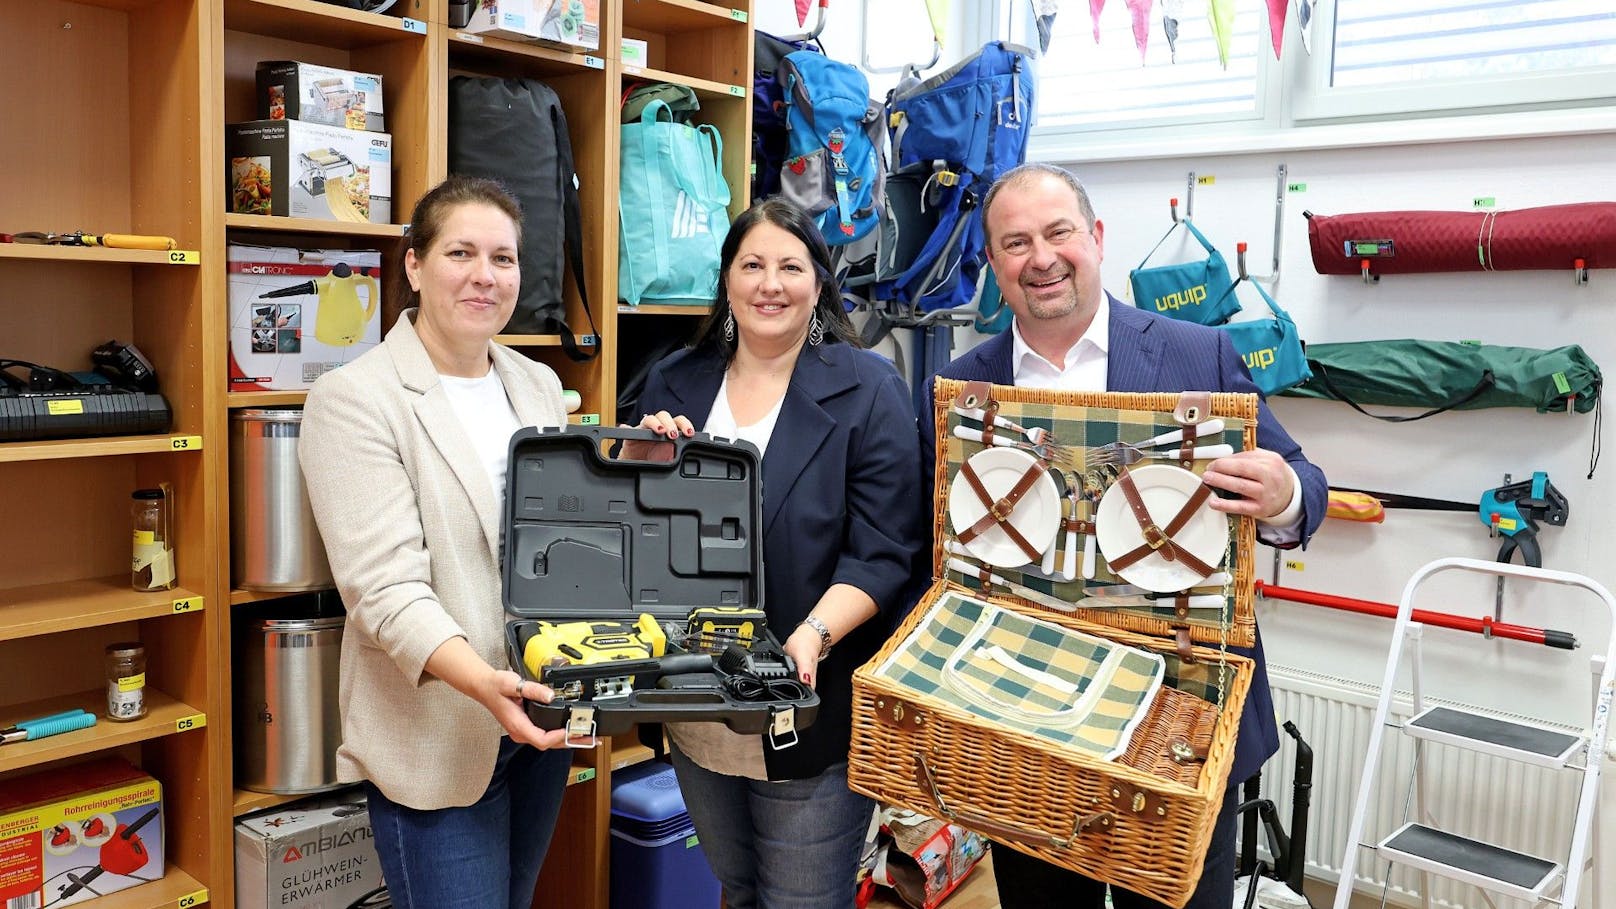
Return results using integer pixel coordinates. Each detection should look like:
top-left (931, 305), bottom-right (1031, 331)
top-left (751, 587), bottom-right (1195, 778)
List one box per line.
top-left (1084, 440), bottom-right (1234, 468)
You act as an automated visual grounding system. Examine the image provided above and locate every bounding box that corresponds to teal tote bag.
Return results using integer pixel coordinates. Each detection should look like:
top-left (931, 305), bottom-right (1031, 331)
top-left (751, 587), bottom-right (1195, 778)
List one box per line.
top-left (618, 100), bottom-right (732, 306)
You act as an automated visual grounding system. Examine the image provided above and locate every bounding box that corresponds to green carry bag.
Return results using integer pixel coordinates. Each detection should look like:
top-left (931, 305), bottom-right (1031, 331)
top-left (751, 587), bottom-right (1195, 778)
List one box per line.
top-left (1278, 340), bottom-right (1601, 420)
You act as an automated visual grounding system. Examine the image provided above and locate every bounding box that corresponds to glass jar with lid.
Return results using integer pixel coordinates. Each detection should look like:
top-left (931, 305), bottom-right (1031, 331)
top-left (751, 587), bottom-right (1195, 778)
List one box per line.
top-left (131, 485), bottom-right (175, 591)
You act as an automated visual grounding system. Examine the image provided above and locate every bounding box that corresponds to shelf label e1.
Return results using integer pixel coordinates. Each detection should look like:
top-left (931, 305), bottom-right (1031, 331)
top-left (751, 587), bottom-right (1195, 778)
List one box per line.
top-left (171, 596), bottom-right (204, 614)
top-left (177, 889), bottom-right (209, 908)
top-left (400, 17), bottom-right (427, 34)
top-left (584, 55), bottom-right (605, 70)
top-left (175, 713), bottom-right (207, 733)
top-left (730, 8), bottom-right (749, 22)
top-left (169, 435), bottom-right (203, 451)
top-left (167, 249), bottom-right (200, 264)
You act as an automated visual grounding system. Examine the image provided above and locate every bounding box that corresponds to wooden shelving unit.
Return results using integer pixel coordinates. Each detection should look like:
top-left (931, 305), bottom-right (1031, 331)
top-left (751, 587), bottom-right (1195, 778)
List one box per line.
top-left (1, 1), bottom-right (752, 907)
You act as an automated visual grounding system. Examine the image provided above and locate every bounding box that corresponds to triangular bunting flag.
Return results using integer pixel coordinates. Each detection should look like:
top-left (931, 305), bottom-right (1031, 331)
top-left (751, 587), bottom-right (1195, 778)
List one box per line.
top-left (1090, 0), bottom-right (1106, 42)
top-left (1266, 0), bottom-right (1288, 58)
top-left (1208, 0), bottom-right (1236, 69)
top-left (1125, 0), bottom-right (1153, 61)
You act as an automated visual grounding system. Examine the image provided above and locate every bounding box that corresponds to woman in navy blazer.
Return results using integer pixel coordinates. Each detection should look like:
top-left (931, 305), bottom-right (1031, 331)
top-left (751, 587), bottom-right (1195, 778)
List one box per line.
top-left (633, 197), bottom-right (926, 908)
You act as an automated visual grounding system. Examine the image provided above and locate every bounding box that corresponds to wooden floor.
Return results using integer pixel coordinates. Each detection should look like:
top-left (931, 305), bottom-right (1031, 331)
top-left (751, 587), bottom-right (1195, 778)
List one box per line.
top-left (867, 849), bottom-right (999, 909)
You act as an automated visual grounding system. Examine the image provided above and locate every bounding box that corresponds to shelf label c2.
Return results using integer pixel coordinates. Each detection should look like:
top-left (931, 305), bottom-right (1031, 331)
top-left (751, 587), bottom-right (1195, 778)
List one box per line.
top-left (167, 250), bottom-right (200, 264)
top-left (175, 713), bottom-right (207, 732)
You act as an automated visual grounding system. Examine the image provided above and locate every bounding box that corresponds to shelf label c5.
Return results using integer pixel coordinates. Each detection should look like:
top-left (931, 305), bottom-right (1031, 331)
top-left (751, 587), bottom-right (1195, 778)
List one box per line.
top-left (175, 713), bottom-right (207, 733)
top-left (730, 8), bottom-right (749, 22)
top-left (171, 596), bottom-right (204, 614)
top-left (177, 889), bottom-right (210, 908)
top-left (166, 250), bottom-right (200, 265)
top-left (169, 435), bottom-right (203, 451)
top-left (400, 17), bottom-right (427, 34)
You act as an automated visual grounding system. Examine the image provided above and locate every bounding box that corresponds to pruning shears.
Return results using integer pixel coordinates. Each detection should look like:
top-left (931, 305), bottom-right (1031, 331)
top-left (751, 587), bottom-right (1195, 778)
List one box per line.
top-left (0, 708), bottom-right (98, 744)
top-left (1, 231), bottom-right (176, 250)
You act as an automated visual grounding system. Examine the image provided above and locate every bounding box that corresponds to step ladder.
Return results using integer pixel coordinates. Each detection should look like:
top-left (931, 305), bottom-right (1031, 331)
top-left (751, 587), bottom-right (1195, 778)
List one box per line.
top-left (1332, 557), bottom-right (1616, 909)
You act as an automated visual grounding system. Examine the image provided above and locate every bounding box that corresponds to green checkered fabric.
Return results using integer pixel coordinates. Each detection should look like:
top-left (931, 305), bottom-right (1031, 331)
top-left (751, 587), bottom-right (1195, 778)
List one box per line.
top-left (945, 403), bottom-right (1247, 634)
top-left (871, 592), bottom-right (1165, 758)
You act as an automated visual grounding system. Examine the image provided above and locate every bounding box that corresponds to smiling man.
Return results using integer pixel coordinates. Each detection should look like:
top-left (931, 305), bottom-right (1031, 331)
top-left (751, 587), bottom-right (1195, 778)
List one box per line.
top-left (918, 163), bottom-right (1328, 909)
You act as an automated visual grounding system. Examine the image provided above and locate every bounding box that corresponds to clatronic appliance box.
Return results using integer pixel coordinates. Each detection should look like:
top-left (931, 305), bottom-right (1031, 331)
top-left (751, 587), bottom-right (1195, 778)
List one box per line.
top-left (227, 119), bottom-right (393, 224)
top-left (453, 0), bottom-right (600, 51)
top-left (0, 757), bottom-right (165, 908)
top-left (227, 244), bottom-right (383, 391)
top-left (257, 60), bottom-right (386, 132)
top-left (234, 789), bottom-right (387, 909)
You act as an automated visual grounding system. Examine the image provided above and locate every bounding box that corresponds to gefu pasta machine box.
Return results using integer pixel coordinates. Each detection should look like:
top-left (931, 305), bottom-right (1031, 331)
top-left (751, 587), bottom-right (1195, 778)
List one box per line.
top-left (257, 60), bottom-right (386, 132)
top-left (227, 119), bottom-right (393, 224)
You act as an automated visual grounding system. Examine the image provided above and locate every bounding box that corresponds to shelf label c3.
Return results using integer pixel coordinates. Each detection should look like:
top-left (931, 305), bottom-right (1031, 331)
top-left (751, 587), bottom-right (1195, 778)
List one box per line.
top-left (177, 888), bottom-right (209, 907)
top-left (167, 250), bottom-right (200, 264)
top-left (400, 17), bottom-right (427, 34)
top-left (169, 435), bottom-right (203, 451)
top-left (171, 596), bottom-right (204, 614)
top-left (175, 713), bottom-right (207, 733)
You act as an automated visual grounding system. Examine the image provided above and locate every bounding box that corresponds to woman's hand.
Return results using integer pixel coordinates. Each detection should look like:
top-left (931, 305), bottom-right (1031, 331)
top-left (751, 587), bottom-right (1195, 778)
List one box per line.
top-left (475, 667), bottom-right (586, 750)
top-left (618, 410), bottom-right (695, 461)
top-left (783, 624), bottom-right (823, 689)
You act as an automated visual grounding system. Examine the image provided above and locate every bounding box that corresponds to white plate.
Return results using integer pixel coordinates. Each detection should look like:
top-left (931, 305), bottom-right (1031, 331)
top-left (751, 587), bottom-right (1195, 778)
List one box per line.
top-left (948, 447), bottom-right (1061, 569)
top-left (1095, 464), bottom-right (1228, 592)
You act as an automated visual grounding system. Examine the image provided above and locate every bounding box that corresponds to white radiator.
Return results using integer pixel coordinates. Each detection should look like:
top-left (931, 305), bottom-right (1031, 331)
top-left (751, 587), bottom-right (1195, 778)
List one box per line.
top-left (1255, 665), bottom-right (1590, 909)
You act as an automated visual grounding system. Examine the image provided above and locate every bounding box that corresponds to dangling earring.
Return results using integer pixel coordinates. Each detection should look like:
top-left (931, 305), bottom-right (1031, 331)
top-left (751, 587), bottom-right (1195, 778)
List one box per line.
top-left (808, 311), bottom-right (825, 346)
top-left (723, 311), bottom-right (736, 343)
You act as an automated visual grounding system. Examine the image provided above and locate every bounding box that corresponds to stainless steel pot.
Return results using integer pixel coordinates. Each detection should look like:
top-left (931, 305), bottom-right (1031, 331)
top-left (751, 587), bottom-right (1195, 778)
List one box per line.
top-left (236, 614), bottom-right (345, 794)
top-left (230, 407), bottom-right (333, 591)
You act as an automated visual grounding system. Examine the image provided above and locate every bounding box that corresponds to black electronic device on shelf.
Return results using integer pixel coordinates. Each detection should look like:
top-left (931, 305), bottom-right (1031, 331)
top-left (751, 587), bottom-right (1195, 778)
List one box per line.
top-left (0, 342), bottom-right (172, 442)
top-left (502, 426), bottom-right (820, 747)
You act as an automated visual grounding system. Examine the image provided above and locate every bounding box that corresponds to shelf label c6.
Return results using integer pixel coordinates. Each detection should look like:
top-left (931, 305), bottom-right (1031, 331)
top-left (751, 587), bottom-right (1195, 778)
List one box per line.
top-left (177, 889), bottom-right (209, 908)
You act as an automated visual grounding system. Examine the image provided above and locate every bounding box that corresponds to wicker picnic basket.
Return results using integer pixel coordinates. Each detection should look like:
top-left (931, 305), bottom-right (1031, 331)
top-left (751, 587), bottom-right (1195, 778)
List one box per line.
top-left (849, 382), bottom-right (1261, 907)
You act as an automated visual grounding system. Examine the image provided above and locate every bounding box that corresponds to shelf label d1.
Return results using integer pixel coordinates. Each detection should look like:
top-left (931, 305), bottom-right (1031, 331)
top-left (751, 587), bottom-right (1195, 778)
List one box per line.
top-left (400, 17), bottom-right (427, 34)
top-left (177, 889), bottom-right (210, 908)
top-left (171, 596), bottom-right (204, 614)
top-left (169, 435), bottom-right (203, 451)
top-left (167, 250), bottom-right (200, 265)
top-left (175, 713), bottom-right (207, 733)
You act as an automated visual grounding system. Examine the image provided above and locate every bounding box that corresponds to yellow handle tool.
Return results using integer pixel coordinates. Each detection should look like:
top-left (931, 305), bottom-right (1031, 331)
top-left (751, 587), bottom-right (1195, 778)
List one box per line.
top-left (77, 233), bottom-right (178, 250)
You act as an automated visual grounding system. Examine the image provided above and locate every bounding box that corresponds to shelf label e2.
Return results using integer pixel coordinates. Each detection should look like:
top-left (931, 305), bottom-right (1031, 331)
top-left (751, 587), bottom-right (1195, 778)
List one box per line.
top-left (175, 713), bottom-right (207, 733)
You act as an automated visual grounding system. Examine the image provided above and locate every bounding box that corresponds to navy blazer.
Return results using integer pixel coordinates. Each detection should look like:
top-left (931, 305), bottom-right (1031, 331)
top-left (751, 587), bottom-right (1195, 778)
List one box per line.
top-left (638, 339), bottom-right (927, 780)
top-left (920, 296), bottom-right (1329, 782)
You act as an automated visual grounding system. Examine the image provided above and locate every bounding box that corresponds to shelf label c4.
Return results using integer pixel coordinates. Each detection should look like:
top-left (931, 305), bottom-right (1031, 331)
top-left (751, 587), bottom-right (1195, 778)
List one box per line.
top-left (171, 596), bottom-right (204, 614)
top-left (177, 888), bottom-right (209, 908)
top-left (175, 714), bottom-right (207, 733)
top-left (169, 435), bottom-right (203, 451)
top-left (166, 250), bottom-right (200, 265)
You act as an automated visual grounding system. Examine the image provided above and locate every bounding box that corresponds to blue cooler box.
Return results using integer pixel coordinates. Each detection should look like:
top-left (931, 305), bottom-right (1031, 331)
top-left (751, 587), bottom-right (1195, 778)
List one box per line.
top-left (610, 762), bottom-right (722, 909)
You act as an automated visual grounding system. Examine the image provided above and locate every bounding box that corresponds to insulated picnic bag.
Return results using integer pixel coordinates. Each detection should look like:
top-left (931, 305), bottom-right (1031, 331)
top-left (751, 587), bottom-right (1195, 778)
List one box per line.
top-left (1210, 281), bottom-right (1311, 396)
top-left (777, 50), bottom-right (887, 246)
top-left (880, 42), bottom-right (1037, 312)
top-left (1306, 203), bottom-right (1616, 275)
top-left (617, 99), bottom-right (731, 306)
top-left (447, 76), bottom-right (598, 360)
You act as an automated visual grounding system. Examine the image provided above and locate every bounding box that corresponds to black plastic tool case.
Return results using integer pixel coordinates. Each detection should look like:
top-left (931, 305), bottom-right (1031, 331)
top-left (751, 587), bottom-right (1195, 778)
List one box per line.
top-left (502, 425), bottom-right (820, 740)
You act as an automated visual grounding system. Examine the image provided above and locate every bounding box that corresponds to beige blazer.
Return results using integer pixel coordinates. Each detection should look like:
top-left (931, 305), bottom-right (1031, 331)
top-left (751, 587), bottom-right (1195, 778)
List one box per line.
top-left (299, 310), bottom-right (567, 809)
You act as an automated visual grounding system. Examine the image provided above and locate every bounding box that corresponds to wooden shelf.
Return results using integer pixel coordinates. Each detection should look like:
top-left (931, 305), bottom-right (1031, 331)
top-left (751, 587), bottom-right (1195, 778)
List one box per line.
top-left (0, 244), bottom-right (198, 266)
top-left (448, 29), bottom-right (609, 75)
top-left (609, 738), bottom-right (656, 771)
top-left (229, 587), bottom-right (317, 606)
top-left (0, 688), bottom-right (204, 775)
top-left (621, 65), bottom-right (746, 101)
top-left (224, 213), bottom-right (406, 239)
top-left (0, 577), bottom-right (204, 643)
top-left (233, 787), bottom-right (305, 818)
top-left (495, 334), bottom-right (566, 346)
top-left (621, 0), bottom-right (748, 34)
top-left (82, 866), bottom-right (210, 909)
top-left (619, 303), bottom-right (712, 316)
top-left (227, 389), bottom-right (308, 408)
top-left (0, 434), bottom-right (205, 464)
top-left (223, 0), bottom-right (426, 48)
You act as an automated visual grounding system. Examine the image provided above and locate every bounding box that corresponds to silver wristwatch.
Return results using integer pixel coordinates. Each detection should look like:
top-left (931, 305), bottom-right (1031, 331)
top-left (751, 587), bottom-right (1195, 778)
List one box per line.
top-left (801, 615), bottom-right (833, 660)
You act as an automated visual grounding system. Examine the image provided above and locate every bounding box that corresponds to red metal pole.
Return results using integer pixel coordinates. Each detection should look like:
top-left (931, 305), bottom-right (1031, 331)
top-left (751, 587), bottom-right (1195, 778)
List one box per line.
top-left (1254, 581), bottom-right (1577, 649)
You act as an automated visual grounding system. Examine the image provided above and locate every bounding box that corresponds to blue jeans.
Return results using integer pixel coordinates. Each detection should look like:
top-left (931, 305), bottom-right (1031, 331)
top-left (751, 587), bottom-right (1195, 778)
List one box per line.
top-left (364, 737), bottom-right (572, 909)
top-left (670, 746), bottom-right (874, 909)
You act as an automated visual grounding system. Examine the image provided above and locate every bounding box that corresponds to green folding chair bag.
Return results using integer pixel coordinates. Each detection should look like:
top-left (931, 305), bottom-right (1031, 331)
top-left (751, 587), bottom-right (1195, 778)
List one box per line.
top-left (1278, 340), bottom-right (1601, 420)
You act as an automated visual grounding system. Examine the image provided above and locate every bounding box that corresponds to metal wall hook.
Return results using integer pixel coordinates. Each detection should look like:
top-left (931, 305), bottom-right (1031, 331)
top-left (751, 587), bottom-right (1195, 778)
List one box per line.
top-left (1574, 257), bottom-right (1589, 285)
top-left (778, 0), bottom-right (829, 42)
top-left (1237, 242), bottom-right (1250, 281)
top-left (1170, 197), bottom-right (1181, 223)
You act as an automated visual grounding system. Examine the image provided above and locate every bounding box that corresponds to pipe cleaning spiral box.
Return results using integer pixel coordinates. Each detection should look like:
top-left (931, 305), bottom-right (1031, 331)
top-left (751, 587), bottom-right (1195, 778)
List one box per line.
top-left (502, 426), bottom-right (819, 744)
top-left (0, 757), bottom-right (165, 908)
top-left (234, 789), bottom-right (385, 909)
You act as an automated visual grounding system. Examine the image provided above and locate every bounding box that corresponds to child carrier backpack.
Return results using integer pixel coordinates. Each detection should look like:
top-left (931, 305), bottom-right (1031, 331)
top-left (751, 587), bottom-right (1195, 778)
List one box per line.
top-left (777, 50), bottom-right (887, 246)
top-left (752, 31), bottom-right (821, 203)
top-left (448, 76), bottom-right (598, 360)
top-left (879, 42), bottom-right (1036, 313)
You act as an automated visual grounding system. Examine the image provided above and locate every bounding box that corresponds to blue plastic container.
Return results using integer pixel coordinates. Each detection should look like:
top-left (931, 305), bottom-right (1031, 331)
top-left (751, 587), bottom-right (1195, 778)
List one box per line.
top-left (609, 762), bottom-right (722, 909)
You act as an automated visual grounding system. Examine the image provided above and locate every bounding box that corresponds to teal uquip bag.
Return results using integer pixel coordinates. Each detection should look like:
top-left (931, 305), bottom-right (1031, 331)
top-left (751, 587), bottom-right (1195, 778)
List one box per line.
top-left (1129, 220), bottom-right (1240, 326)
top-left (1212, 281), bottom-right (1311, 396)
top-left (618, 100), bottom-right (732, 306)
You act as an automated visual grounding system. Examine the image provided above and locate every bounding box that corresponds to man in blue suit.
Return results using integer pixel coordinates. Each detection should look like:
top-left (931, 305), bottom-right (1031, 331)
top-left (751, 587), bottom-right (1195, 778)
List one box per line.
top-left (920, 163), bottom-right (1327, 909)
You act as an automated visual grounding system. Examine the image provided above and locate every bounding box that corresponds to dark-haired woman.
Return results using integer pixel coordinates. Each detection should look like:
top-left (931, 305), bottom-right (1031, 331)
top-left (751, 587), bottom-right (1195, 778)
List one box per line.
top-left (300, 175), bottom-right (574, 909)
top-left (633, 197), bottom-right (927, 908)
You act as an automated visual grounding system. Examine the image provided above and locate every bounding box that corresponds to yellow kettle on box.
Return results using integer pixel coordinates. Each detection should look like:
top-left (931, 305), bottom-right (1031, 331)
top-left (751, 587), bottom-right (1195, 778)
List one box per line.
top-left (258, 262), bottom-right (379, 346)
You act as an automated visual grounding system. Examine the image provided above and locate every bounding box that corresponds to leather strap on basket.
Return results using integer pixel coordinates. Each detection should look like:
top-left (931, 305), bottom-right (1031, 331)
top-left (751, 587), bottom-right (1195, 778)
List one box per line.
top-left (1174, 392), bottom-right (1213, 469)
top-left (1105, 469), bottom-right (1218, 578)
top-left (957, 457), bottom-right (1047, 563)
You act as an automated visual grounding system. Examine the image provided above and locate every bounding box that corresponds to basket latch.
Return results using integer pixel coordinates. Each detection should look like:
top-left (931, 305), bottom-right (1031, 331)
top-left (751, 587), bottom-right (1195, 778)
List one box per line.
top-left (1108, 782), bottom-right (1168, 820)
top-left (873, 696), bottom-right (927, 729)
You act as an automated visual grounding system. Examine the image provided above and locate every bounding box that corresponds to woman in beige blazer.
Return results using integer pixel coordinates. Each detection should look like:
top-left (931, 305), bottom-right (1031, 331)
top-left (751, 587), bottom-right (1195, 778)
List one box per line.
top-left (300, 176), bottom-right (573, 909)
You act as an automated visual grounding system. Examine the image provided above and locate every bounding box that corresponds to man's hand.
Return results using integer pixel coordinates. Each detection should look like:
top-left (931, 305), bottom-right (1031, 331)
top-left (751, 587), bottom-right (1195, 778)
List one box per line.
top-left (618, 410), bottom-right (694, 461)
top-left (1202, 449), bottom-right (1294, 520)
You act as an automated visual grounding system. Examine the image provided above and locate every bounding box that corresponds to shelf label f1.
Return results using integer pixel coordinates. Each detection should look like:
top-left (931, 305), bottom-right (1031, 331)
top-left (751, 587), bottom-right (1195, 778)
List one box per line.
top-left (175, 713), bottom-right (207, 732)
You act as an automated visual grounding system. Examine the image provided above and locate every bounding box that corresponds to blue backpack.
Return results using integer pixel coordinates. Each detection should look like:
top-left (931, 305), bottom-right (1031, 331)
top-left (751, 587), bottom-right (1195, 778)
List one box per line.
top-left (751, 31), bottom-right (820, 203)
top-left (880, 42), bottom-right (1036, 312)
top-left (777, 51), bottom-right (886, 246)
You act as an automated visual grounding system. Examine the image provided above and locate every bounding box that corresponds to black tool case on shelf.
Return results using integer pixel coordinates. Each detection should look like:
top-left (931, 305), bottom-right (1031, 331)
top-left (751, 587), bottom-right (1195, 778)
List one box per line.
top-left (502, 425), bottom-right (820, 743)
